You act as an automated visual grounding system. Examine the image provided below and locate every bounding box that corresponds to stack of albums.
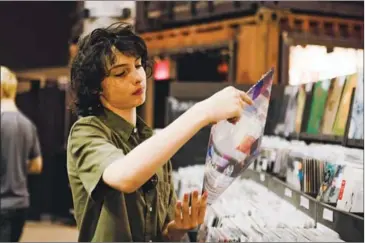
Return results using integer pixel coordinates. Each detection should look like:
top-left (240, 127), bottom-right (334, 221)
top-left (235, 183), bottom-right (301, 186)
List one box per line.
top-left (256, 136), bottom-right (364, 213)
top-left (173, 135), bottom-right (363, 216)
top-left (197, 179), bottom-right (343, 242)
top-left (274, 71), bottom-right (363, 138)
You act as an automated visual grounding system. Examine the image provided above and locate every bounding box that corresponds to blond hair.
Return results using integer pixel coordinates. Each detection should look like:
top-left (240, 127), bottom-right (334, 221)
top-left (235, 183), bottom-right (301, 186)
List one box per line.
top-left (1, 66), bottom-right (18, 99)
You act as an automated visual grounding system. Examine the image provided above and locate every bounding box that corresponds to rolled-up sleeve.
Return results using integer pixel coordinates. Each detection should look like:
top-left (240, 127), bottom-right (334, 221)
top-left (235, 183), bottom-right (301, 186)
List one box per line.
top-left (68, 118), bottom-right (125, 199)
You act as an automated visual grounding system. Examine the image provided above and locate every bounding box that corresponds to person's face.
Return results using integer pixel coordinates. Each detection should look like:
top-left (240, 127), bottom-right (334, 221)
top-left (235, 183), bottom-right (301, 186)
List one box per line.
top-left (101, 50), bottom-right (147, 110)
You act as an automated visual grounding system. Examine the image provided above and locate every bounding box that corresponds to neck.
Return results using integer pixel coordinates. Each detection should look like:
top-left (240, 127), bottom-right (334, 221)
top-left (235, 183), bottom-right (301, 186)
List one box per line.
top-left (103, 103), bottom-right (137, 126)
top-left (1, 99), bottom-right (17, 112)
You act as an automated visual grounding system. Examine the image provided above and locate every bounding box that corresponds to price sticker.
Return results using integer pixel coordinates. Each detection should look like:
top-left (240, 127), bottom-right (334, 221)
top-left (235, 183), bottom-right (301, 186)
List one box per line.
top-left (323, 208), bottom-right (333, 222)
top-left (284, 188), bottom-right (292, 198)
top-left (300, 196), bottom-right (309, 209)
top-left (260, 173), bottom-right (265, 182)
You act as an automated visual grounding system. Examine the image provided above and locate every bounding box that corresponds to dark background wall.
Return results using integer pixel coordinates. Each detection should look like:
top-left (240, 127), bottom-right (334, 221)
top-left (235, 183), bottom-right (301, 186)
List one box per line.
top-left (0, 1), bottom-right (81, 220)
top-left (0, 1), bottom-right (78, 70)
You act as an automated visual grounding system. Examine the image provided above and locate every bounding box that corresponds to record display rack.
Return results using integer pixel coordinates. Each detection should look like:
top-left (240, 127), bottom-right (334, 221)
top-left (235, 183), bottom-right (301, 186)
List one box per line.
top-left (275, 89), bottom-right (364, 149)
top-left (241, 169), bottom-right (364, 242)
top-left (283, 133), bottom-right (364, 149)
top-left (346, 139), bottom-right (364, 148)
top-left (288, 133), bottom-right (344, 145)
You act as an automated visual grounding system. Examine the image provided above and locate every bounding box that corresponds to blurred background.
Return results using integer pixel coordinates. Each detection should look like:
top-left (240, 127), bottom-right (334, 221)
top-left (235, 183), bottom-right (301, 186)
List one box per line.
top-left (0, 1), bottom-right (363, 242)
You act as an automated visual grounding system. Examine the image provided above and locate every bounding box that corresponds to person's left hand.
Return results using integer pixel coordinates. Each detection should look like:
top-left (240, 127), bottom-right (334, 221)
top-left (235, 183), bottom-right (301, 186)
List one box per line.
top-left (165, 190), bottom-right (208, 240)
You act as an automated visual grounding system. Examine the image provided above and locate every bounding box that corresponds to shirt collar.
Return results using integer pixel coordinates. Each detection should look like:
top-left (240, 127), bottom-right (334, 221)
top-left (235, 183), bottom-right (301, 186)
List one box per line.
top-left (99, 108), bottom-right (154, 141)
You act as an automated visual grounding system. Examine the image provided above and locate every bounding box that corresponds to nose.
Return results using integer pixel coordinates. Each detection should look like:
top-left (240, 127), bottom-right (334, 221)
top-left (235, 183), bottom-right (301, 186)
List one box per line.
top-left (132, 68), bottom-right (143, 85)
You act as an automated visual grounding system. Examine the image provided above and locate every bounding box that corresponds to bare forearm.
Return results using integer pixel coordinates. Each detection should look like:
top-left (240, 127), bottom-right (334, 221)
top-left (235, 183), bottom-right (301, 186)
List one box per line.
top-left (28, 156), bottom-right (43, 174)
top-left (103, 104), bottom-right (208, 193)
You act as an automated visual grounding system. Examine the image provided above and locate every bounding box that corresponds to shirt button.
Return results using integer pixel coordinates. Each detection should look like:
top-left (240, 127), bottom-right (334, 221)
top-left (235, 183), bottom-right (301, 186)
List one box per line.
top-left (149, 206), bottom-right (153, 212)
top-left (133, 128), bottom-right (137, 133)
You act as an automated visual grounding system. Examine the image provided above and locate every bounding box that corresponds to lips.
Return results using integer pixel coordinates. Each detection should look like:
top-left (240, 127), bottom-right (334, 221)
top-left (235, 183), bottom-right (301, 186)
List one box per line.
top-left (132, 88), bottom-right (144, 95)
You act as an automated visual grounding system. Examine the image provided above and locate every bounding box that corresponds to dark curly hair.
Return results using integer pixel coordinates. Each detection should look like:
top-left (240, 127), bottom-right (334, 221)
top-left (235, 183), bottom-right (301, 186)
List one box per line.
top-left (70, 22), bottom-right (152, 117)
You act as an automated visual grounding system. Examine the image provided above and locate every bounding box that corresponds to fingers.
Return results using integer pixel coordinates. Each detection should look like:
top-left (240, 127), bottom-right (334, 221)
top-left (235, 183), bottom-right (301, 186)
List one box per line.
top-left (238, 95), bottom-right (246, 109)
top-left (174, 191), bottom-right (208, 231)
top-left (174, 201), bottom-right (183, 227)
top-left (198, 191), bottom-right (208, 224)
top-left (228, 96), bottom-right (245, 124)
top-left (190, 190), bottom-right (200, 225)
top-left (182, 193), bottom-right (190, 228)
top-left (239, 90), bottom-right (253, 105)
top-left (226, 89), bottom-right (251, 124)
top-left (226, 86), bottom-right (252, 105)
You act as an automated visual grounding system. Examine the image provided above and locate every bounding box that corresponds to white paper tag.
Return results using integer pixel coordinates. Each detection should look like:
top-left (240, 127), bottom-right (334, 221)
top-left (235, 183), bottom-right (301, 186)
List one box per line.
top-left (262, 159), bottom-right (268, 171)
top-left (270, 151), bottom-right (277, 161)
top-left (323, 208), bottom-right (333, 222)
top-left (260, 173), bottom-right (265, 182)
top-left (284, 188), bottom-right (292, 198)
top-left (300, 196), bottom-right (309, 209)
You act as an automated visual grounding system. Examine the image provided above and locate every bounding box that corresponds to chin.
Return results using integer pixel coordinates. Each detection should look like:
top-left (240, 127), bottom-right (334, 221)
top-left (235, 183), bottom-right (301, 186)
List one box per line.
top-left (135, 101), bottom-right (145, 108)
top-left (134, 95), bottom-right (146, 107)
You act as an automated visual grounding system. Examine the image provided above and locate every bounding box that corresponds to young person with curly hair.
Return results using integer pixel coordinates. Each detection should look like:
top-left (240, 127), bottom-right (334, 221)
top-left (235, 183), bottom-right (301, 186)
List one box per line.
top-left (67, 23), bottom-right (253, 242)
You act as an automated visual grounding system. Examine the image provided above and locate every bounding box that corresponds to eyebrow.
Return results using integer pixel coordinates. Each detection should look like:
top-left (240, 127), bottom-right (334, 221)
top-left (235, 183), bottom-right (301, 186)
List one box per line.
top-left (108, 57), bottom-right (142, 72)
top-left (108, 64), bottom-right (128, 72)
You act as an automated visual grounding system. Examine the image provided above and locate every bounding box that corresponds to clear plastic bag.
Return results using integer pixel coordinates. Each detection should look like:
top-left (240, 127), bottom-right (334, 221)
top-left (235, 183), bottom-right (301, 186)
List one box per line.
top-left (203, 68), bottom-right (274, 205)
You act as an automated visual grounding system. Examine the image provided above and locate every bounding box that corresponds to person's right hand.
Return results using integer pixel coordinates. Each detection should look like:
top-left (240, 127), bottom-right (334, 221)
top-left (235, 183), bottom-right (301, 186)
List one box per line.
top-left (196, 86), bottom-right (253, 125)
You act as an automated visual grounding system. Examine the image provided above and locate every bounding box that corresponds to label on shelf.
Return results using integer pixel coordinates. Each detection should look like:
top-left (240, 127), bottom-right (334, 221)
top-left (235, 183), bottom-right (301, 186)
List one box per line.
top-left (260, 173), bottom-right (265, 182)
top-left (323, 208), bottom-right (333, 222)
top-left (300, 196), bottom-right (309, 209)
top-left (285, 188), bottom-right (292, 198)
top-left (262, 159), bottom-right (268, 171)
top-left (270, 151), bottom-right (277, 161)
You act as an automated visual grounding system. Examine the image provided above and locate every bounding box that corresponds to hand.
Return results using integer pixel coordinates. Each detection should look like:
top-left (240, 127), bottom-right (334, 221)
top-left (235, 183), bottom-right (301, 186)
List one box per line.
top-left (196, 86), bottom-right (253, 125)
top-left (165, 190), bottom-right (208, 241)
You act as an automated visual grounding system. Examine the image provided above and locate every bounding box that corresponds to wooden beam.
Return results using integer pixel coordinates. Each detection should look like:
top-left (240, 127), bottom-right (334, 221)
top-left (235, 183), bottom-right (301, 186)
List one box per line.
top-left (236, 8), bottom-right (282, 84)
top-left (139, 7), bottom-right (363, 122)
top-left (140, 16), bottom-right (257, 51)
top-left (143, 77), bottom-right (155, 128)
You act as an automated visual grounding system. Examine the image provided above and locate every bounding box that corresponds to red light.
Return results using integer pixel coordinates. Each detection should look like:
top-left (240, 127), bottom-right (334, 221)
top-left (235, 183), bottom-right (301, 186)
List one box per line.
top-left (218, 62), bottom-right (228, 74)
top-left (154, 60), bottom-right (170, 80)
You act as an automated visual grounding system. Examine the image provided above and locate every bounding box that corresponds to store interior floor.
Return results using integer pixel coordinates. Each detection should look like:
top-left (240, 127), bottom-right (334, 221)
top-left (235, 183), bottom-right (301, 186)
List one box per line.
top-left (20, 221), bottom-right (78, 242)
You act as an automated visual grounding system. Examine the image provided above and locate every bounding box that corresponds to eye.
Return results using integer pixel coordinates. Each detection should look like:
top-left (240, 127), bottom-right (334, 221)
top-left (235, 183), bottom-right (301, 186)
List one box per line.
top-left (115, 72), bottom-right (126, 77)
top-left (135, 64), bottom-right (142, 69)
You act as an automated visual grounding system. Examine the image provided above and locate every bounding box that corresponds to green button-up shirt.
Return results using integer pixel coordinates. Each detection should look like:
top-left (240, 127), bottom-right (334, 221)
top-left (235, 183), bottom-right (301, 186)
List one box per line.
top-left (67, 108), bottom-right (177, 242)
